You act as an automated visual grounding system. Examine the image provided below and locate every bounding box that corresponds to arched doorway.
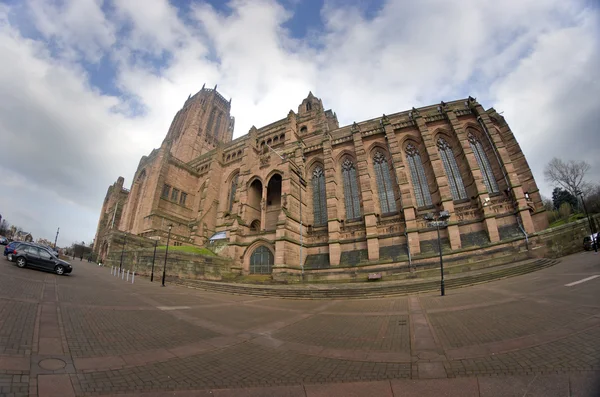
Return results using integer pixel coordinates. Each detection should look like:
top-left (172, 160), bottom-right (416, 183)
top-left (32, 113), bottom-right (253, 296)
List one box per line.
top-left (247, 179), bottom-right (263, 229)
top-left (249, 246), bottom-right (274, 274)
top-left (266, 174), bottom-right (282, 230)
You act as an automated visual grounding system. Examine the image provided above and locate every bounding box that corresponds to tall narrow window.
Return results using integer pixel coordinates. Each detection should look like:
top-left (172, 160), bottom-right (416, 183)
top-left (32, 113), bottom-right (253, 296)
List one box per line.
top-left (206, 108), bottom-right (216, 133)
top-left (306, 102), bottom-right (312, 112)
top-left (342, 158), bottom-right (361, 220)
top-left (406, 144), bottom-right (433, 207)
top-left (437, 138), bottom-right (467, 200)
top-left (161, 184), bottom-right (171, 199)
top-left (312, 166), bottom-right (328, 226)
top-left (468, 133), bottom-right (499, 193)
top-left (171, 188), bottom-right (179, 202)
top-left (179, 192), bottom-right (187, 206)
top-left (228, 174), bottom-right (238, 212)
top-left (214, 113), bottom-right (222, 138)
top-left (373, 151), bottom-right (397, 214)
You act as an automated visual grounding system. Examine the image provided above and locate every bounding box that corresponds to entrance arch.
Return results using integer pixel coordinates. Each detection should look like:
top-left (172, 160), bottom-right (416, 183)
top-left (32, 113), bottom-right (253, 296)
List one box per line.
top-left (249, 246), bottom-right (274, 274)
top-left (265, 174), bottom-right (282, 230)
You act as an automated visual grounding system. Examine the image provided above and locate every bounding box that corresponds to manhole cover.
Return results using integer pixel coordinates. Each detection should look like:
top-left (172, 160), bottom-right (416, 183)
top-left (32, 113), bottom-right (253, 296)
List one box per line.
top-left (39, 358), bottom-right (66, 370)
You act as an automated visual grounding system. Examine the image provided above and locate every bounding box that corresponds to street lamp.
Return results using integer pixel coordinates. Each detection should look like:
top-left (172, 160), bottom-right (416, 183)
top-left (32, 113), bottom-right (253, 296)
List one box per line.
top-left (575, 189), bottom-right (597, 253)
top-left (119, 234), bottom-right (127, 271)
top-left (423, 210), bottom-right (451, 296)
top-left (161, 224), bottom-right (173, 287)
top-left (150, 239), bottom-right (158, 282)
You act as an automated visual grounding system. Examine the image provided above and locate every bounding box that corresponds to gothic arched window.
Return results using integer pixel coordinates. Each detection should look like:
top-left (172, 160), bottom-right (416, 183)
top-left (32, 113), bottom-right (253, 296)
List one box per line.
top-left (228, 174), bottom-right (238, 212)
top-left (206, 108), bottom-right (216, 133)
top-left (250, 246), bottom-right (273, 274)
top-left (306, 102), bottom-right (312, 112)
top-left (312, 166), bottom-right (328, 226)
top-left (342, 158), bottom-right (361, 220)
top-left (373, 151), bottom-right (397, 214)
top-left (437, 138), bottom-right (467, 200)
top-left (406, 143), bottom-right (433, 207)
top-left (468, 133), bottom-right (499, 193)
top-left (214, 112), bottom-right (222, 137)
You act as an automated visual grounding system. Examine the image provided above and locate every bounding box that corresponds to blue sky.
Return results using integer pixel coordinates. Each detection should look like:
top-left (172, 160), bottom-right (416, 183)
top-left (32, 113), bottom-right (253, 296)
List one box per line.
top-left (0, 0), bottom-right (598, 247)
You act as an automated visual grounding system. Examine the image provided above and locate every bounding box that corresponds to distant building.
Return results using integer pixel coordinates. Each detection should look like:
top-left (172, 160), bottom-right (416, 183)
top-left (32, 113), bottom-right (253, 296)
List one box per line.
top-left (94, 88), bottom-right (547, 279)
top-left (15, 231), bottom-right (33, 242)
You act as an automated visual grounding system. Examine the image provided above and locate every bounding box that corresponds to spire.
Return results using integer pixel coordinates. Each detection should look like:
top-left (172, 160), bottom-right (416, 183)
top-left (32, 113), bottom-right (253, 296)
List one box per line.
top-left (214, 84), bottom-right (218, 90)
top-left (202, 83), bottom-right (205, 89)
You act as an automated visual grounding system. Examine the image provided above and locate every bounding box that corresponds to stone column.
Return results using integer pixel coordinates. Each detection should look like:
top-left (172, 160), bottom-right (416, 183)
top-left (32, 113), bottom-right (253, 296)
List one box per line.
top-left (323, 138), bottom-right (341, 265)
top-left (383, 122), bottom-right (421, 255)
top-left (414, 114), bottom-right (461, 250)
top-left (351, 123), bottom-right (379, 261)
top-left (446, 110), bottom-right (500, 242)
top-left (261, 185), bottom-right (267, 231)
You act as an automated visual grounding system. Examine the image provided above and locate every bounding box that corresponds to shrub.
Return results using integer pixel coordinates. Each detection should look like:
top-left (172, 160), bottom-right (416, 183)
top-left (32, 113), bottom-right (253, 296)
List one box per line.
top-left (559, 202), bottom-right (572, 221)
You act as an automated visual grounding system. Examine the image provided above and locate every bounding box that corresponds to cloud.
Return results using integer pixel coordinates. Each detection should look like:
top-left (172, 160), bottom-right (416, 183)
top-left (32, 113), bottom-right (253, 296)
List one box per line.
top-left (0, 0), bottom-right (597, 246)
top-left (25, 0), bottom-right (115, 62)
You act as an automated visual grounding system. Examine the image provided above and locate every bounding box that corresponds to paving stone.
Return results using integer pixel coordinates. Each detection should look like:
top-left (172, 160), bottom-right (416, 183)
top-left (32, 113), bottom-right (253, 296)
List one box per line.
top-left (390, 378), bottom-right (478, 397)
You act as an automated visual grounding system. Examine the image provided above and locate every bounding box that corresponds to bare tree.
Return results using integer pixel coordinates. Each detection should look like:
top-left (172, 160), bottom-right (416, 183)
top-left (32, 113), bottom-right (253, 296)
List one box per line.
top-left (544, 158), bottom-right (591, 197)
top-left (0, 219), bottom-right (9, 236)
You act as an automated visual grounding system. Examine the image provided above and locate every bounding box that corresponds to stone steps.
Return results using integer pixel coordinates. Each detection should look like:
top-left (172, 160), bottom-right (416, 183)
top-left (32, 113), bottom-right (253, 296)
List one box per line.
top-left (171, 258), bottom-right (559, 299)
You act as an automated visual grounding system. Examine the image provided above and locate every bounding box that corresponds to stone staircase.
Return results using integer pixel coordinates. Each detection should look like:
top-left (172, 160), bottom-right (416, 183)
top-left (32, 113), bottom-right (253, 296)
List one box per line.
top-left (171, 258), bottom-right (559, 299)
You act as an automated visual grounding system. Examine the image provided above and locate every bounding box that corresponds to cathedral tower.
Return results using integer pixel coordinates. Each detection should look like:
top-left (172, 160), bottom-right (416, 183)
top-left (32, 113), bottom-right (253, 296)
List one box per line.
top-left (164, 84), bottom-right (235, 163)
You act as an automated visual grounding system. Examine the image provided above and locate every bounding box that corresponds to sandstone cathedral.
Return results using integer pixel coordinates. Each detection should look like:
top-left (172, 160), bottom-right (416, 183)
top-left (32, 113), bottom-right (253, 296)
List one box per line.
top-left (93, 86), bottom-right (547, 281)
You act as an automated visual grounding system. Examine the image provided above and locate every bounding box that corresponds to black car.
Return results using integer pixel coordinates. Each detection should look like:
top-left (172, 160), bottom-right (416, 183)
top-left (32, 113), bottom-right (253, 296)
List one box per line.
top-left (7, 242), bottom-right (72, 275)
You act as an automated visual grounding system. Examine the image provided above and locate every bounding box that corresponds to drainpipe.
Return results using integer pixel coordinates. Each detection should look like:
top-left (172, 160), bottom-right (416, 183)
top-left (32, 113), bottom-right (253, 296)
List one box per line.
top-left (476, 114), bottom-right (528, 248)
top-left (383, 129), bottom-right (412, 269)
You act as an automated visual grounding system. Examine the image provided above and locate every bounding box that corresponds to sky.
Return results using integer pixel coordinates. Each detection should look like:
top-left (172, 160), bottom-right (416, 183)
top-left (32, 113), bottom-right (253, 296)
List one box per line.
top-left (0, 0), bottom-right (598, 247)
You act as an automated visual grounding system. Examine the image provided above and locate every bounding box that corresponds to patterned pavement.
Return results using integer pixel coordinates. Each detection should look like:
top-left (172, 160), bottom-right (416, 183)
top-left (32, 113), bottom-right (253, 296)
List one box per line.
top-left (0, 252), bottom-right (599, 396)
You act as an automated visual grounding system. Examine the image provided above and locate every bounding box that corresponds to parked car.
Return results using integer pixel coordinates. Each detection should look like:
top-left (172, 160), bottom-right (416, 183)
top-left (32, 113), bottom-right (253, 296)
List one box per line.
top-left (3, 241), bottom-right (21, 256)
top-left (583, 233), bottom-right (598, 251)
top-left (0, 236), bottom-right (8, 245)
top-left (6, 242), bottom-right (72, 275)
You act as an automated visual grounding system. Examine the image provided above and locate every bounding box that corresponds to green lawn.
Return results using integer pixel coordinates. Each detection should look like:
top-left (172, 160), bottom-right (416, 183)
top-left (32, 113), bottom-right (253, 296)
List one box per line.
top-left (155, 245), bottom-right (216, 256)
top-left (549, 213), bottom-right (587, 228)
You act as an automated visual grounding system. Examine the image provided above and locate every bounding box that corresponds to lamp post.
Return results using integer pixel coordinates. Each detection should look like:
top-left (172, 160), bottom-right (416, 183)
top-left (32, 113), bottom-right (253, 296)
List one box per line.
top-left (119, 234), bottom-right (126, 271)
top-left (150, 239), bottom-right (158, 282)
top-left (54, 227), bottom-right (60, 249)
top-left (575, 189), bottom-right (597, 253)
top-left (161, 224), bottom-right (173, 287)
top-left (424, 210), bottom-right (451, 296)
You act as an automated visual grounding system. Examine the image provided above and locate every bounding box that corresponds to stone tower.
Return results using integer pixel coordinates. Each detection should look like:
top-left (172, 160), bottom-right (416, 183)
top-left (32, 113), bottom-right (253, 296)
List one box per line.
top-left (164, 84), bottom-right (235, 163)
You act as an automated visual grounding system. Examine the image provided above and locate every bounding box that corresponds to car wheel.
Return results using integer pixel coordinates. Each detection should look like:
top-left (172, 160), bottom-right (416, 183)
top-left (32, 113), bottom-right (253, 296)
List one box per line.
top-left (16, 257), bottom-right (26, 268)
top-left (55, 265), bottom-right (65, 275)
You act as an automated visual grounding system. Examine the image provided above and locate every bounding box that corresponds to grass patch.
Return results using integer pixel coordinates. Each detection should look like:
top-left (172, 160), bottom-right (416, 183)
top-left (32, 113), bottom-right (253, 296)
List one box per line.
top-left (549, 213), bottom-right (588, 228)
top-left (155, 245), bottom-right (216, 256)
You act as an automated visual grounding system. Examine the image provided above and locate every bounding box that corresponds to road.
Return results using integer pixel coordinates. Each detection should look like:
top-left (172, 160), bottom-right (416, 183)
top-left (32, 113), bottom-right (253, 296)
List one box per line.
top-left (0, 251), bottom-right (599, 396)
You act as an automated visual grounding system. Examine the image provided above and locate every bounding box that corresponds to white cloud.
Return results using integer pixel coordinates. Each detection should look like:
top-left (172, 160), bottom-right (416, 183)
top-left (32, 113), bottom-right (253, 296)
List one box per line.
top-left (25, 0), bottom-right (115, 62)
top-left (0, 0), bottom-right (597, 245)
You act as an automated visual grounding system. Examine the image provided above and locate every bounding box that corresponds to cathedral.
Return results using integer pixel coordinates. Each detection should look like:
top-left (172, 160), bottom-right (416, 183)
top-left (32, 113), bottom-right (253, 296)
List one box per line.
top-left (93, 86), bottom-right (548, 279)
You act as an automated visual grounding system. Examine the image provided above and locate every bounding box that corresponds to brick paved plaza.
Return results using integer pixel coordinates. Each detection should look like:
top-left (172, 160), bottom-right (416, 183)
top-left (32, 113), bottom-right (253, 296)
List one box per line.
top-left (0, 252), bottom-right (599, 397)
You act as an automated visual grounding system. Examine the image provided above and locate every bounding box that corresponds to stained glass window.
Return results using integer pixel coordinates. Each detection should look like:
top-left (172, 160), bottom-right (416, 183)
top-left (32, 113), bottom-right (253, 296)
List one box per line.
top-left (406, 144), bottom-right (433, 207)
top-left (228, 174), bottom-right (238, 212)
top-left (437, 138), bottom-right (467, 200)
top-left (342, 158), bottom-right (361, 220)
top-left (468, 133), bottom-right (499, 193)
top-left (312, 166), bottom-right (328, 226)
top-left (373, 151), bottom-right (397, 214)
